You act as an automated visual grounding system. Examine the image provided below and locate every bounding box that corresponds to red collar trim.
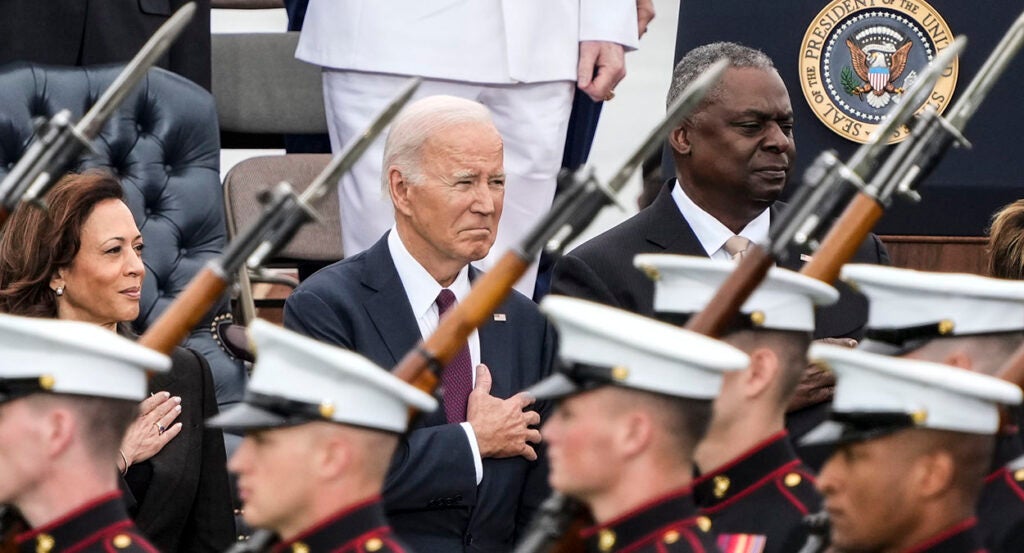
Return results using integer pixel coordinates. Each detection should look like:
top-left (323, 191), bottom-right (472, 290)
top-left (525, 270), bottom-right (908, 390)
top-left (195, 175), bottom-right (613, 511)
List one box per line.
top-left (902, 517), bottom-right (978, 553)
top-left (16, 490), bottom-right (123, 541)
top-left (693, 430), bottom-right (789, 485)
top-left (580, 485), bottom-right (694, 538)
top-left (277, 495), bottom-right (384, 546)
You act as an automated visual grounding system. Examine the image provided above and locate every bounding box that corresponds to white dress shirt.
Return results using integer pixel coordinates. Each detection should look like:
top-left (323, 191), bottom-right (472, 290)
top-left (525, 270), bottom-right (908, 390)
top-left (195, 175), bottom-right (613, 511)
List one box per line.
top-left (671, 181), bottom-right (771, 260)
top-left (388, 229), bottom-right (484, 483)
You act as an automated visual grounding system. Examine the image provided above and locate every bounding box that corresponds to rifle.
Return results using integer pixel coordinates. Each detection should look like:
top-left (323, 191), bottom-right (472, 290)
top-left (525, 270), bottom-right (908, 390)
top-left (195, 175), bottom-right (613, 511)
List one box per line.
top-left (489, 61), bottom-right (728, 553)
top-left (804, 11), bottom-right (1024, 284)
top-left (0, 3), bottom-right (196, 228)
top-left (682, 37), bottom-right (966, 338)
top-left (137, 78), bottom-right (420, 355)
top-left (972, 11), bottom-right (1024, 388)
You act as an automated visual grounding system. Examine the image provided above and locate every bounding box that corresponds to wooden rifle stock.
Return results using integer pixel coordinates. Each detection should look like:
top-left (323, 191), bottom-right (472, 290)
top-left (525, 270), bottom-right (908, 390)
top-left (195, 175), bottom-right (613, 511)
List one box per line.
top-left (392, 252), bottom-right (529, 398)
top-left (138, 268), bottom-right (228, 355)
top-left (683, 246), bottom-right (774, 337)
top-left (800, 194), bottom-right (884, 284)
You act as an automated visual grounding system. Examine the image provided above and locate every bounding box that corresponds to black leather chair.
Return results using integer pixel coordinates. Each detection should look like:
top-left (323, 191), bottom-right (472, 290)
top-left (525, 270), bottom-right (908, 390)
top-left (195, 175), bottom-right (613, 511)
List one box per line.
top-left (0, 62), bottom-right (247, 410)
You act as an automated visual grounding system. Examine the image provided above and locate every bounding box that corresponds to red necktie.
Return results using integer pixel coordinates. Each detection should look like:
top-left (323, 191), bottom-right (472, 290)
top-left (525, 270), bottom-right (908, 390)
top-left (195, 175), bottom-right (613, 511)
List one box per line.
top-left (436, 289), bottom-right (473, 423)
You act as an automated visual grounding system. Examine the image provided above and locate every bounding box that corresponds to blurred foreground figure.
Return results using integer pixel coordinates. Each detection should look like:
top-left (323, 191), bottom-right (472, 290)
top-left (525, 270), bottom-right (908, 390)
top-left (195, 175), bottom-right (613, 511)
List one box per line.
top-left (208, 320), bottom-right (437, 552)
top-left (0, 314), bottom-right (170, 552)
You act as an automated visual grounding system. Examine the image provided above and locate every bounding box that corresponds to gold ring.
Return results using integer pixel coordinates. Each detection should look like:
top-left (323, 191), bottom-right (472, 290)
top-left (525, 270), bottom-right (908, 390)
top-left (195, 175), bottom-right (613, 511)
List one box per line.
top-left (156, 423), bottom-right (166, 435)
top-left (604, 91), bottom-right (616, 102)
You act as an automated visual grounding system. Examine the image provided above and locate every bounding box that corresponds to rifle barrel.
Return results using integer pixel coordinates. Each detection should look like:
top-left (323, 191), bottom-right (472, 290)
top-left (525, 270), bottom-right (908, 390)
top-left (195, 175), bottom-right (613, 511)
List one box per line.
top-left (138, 267), bottom-right (228, 355)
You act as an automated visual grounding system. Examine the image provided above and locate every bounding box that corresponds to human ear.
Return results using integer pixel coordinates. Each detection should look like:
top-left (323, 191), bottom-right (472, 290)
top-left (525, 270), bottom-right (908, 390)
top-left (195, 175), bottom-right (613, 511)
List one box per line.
top-left (914, 450), bottom-right (955, 499)
top-left (388, 168), bottom-right (414, 217)
top-left (669, 125), bottom-right (691, 156)
top-left (744, 347), bottom-right (780, 399)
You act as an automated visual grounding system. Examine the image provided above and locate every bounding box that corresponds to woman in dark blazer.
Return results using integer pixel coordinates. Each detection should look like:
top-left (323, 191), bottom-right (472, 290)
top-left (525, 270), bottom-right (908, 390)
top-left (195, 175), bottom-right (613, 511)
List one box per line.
top-left (0, 170), bottom-right (235, 552)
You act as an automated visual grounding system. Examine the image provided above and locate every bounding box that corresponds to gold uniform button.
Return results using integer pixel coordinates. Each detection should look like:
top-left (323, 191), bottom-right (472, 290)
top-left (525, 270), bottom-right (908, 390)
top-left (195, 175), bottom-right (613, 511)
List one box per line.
top-left (598, 529), bottom-right (616, 551)
top-left (112, 534), bottom-right (132, 549)
top-left (662, 530), bottom-right (680, 544)
top-left (292, 543), bottom-right (310, 553)
top-left (696, 516), bottom-right (712, 533)
top-left (35, 534), bottom-right (55, 553)
top-left (784, 472), bottom-right (803, 488)
top-left (365, 537), bottom-right (384, 552)
top-left (1015, 469), bottom-right (1024, 482)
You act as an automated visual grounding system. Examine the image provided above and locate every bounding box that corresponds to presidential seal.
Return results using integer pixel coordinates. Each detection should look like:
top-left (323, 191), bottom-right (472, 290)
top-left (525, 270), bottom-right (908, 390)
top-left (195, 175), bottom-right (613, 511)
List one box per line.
top-left (799, 0), bottom-right (958, 143)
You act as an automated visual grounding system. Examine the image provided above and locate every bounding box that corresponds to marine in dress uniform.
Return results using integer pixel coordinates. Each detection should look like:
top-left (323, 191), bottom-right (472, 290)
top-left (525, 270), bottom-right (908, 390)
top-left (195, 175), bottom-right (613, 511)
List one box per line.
top-left (841, 264), bottom-right (1024, 552)
top-left (802, 344), bottom-right (1022, 553)
top-left (0, 314), bottom-right (171, 553)
top-left (207, 320), bottom-right (438, 553)
top-left (635, 255), bottom-right (837, 553)
top-left (525, 296), bottom-right (751, 552)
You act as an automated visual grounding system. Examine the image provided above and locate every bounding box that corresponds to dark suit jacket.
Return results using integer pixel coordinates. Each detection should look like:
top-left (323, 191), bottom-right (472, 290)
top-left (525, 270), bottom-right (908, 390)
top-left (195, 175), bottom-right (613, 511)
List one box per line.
top-left (551, 181), bottom-right (890, 340)
top-left (283, 233), bottom-right (556, 553)
top-left (0, 0), bottom-right (211, 90)
top-left (124, 347), bottom-right (235, 553)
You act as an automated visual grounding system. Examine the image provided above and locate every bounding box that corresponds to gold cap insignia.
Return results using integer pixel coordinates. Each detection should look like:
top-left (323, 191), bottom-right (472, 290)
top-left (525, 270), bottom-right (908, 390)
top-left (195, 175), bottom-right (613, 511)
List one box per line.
top-left (35, 534), bottom-right (55, 553)
top-left (365, 537), bottom-right (384, 552)
top-left (784, 473), bottom-right (803, 488)
top-left (598, 529), bottom-right (616, 551)
top-left (112, 534), bottom-right (132, 549)
top-left (319, 402), bottom-right (336, 419)
top-left (713, 475), bottom-right (731, 498)
top-left (638, 264), bottom-right (661, 281)
top-left (662, 530), bottom-right (680, 544)
top-left (38, 374), bottom-right (55, 391)
top-left (749, 311), bottom-right (766, 327)
top-left (1015, 469), bottom-right (1024, 482)
top-left (696, 516), bottom-right (712, 532)
top-left (911, 410), bottom-right (928, 425)
top-left (610, 366), bottom-right (629, 381)
top-left (938, 319), bottom-right (955, 335)
top-left (292, 543), bottom-right (310, 553)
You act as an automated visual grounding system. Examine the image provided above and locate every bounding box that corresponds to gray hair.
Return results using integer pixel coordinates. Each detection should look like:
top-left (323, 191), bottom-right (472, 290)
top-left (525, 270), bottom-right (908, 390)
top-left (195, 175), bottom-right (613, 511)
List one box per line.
top-left (380, 95), bottom-right (496, 194)
top-left (666, 42), bottom-right (775, 110)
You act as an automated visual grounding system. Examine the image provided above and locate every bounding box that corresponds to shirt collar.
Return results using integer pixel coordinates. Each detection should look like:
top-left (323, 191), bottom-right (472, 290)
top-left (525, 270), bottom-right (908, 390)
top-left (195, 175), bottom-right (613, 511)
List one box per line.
top-left (671, 181), bottom-right (770, 257)
top-left (388, 228), bottom-right (472, 319)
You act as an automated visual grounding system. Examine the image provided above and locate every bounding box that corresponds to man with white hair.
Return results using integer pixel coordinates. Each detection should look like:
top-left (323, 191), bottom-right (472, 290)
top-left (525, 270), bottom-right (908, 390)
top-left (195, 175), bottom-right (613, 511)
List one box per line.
top-left (296, 1), bottom-right (641, 297)
top-left (284, 95), bottom-right (556, 553)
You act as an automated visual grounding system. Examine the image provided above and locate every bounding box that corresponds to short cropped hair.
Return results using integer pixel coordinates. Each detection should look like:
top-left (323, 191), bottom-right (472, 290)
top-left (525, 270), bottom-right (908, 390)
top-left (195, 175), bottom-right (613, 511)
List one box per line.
top-left (26, 394), bottom-right (137, 461)
top-left (667, 42), bottom-right (775, 111)
top-left (987, 199), bottom-right (1024, 280)
top-left (726, 329), bottom-right (812, 403)
top-left (380, 95), bottom-right (496, 194)
top-left (612, 388), bottom-right (713, 461)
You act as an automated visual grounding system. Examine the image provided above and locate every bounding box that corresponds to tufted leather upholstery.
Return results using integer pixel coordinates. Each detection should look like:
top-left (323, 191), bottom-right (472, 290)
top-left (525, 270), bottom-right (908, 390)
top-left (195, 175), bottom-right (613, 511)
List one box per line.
top-left (0, 62), bottom-right (246, 408)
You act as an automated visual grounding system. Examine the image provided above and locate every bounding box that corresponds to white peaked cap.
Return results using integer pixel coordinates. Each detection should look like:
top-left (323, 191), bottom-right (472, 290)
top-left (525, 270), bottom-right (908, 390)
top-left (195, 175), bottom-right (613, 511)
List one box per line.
top-left (208, 319), bottom-right (437, 434)
top-left (841, 264), bottom-right (1024, 351)
top-left (635, 254), bottom-right (838, 332)
top-left (801, 343), bottom-right (1023, 445)
top-left (525, 296), bottom-right (748, 401)
top-left (0, 313), bottom-right (169, 403)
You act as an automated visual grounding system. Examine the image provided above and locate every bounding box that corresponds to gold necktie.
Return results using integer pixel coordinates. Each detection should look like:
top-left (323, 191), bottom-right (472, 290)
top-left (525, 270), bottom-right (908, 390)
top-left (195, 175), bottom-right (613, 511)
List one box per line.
top-left (723, 235), bottom-right (751, 261)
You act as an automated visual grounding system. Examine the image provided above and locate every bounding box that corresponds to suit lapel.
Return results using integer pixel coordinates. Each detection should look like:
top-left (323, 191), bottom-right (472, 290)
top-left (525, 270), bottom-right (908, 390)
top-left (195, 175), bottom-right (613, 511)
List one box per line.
top-left (360, 235), bottom-right (423, 367)
top-left (473, 268), bottom-right (513, 398)
top-left (644, 181), bottom-right (708, 256)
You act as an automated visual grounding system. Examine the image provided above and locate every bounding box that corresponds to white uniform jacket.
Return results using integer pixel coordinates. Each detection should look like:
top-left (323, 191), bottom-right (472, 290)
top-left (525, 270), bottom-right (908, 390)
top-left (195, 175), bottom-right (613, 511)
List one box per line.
top-left (296, 0), bottom-right (640, 84)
